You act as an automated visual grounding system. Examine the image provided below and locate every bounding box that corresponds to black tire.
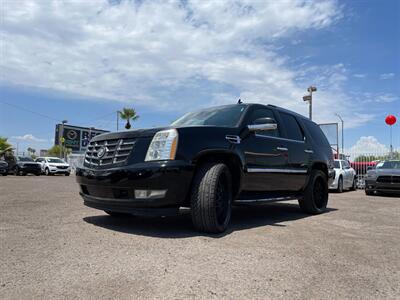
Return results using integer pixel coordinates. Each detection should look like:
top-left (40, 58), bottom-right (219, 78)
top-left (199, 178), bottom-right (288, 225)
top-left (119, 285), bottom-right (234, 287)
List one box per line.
top-left (365, 189), bottom-right (374, 196)
top-left (190, 163), bottom-right (232, 233)
top-left (45, 168), bottom-right (51, 176)
top-left (299, 169), bottom-right (328, 214)
top-left (104, 210), bottom-right (131, 218)
top-left (35, 172), bottom-right (41, 176)
top-left (2, 173), bottom-right (7, 176)
top-left (65, 173), bottom-right (70, 176)
top-left (350, 177), bottom-right (356, 191)
top-left (14, 167), bottom-right (19, 176)
top-left (337, 176), bottom-right (343, 193)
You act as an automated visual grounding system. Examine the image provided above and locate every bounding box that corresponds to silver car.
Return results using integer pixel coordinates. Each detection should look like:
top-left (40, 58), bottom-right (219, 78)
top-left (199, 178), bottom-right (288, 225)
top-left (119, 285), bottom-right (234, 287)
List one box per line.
top-left (365, 160), bottom-right (400, 195)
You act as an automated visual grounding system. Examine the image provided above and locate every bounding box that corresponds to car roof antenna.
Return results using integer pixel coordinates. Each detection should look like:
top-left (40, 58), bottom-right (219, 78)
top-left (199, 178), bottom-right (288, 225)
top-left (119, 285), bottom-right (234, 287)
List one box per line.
top-left (237, 98), bottom-right (242, 104)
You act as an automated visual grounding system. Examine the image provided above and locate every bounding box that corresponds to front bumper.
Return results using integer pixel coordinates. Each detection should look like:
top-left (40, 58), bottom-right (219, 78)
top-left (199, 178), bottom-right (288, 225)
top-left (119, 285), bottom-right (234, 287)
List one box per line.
top-left (76, 160), bottom-right (194, 213)
top-left (48, 167), bottom-right (70, 174)
top-left (365, 180), bottom-right (400, 193)
top-left (20, 166), bottom-right (41, 174)
top-left (329, 176), bottom-right (339, 190)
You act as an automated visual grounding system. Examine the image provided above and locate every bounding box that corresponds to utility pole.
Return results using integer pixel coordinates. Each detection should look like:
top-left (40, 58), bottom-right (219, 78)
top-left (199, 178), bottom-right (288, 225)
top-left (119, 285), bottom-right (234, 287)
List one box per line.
top-left (335, 113), bottom-right (344, 159)
top-left (303, 86), bottom-right (317, 120)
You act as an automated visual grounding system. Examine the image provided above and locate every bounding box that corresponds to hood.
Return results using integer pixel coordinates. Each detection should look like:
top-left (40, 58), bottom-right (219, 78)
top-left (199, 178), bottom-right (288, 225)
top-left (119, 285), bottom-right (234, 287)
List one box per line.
top-left (18, 161), bottom-right (40, 166)
top-left (92, 127), bottom-right (169, 141)
top-left (375, 169), bottom-right (400, 176)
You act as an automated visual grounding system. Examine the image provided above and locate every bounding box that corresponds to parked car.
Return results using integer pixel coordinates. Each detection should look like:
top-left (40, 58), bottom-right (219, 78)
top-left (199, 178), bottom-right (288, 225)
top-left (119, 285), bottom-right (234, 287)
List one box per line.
top-left (12, 156), bottom-right (41, 176)
top-left (329, 159), bottom-right (356, 192)
top-left (0, 160), bottom-right (8, 176)
top-left (365, 160), bottom-right (400, 195)
top-left (36, 157), bottom-right (71, 176)
top-left (76, 103), bottom-right (335, 233)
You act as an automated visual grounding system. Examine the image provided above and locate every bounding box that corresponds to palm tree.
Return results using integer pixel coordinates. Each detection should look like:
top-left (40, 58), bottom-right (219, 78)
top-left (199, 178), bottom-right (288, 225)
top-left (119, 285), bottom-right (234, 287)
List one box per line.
top-left (119, 108), bottom-right (139, 130)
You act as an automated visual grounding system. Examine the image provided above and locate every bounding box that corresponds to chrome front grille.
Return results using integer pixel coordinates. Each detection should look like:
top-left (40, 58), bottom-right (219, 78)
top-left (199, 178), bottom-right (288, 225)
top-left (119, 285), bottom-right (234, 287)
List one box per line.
top-left (84, 138), bottom-right (135, 168)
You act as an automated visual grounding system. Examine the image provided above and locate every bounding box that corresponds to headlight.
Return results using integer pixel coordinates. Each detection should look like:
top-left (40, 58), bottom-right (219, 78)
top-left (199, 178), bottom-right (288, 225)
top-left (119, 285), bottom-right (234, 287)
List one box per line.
top-left (145, 129), bottom-right (178, 161)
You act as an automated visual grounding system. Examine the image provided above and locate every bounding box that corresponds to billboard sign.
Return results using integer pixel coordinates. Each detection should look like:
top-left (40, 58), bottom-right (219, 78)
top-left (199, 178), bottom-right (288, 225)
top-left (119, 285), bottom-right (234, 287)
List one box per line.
top-left (318, 122), bottom-right (339, 154)
top-left (55, 124), bottom-right (109, 153)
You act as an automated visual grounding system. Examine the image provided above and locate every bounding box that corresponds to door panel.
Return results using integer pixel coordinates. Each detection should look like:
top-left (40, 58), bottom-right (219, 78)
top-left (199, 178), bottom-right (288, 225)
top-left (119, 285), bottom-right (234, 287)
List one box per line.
top-left (240, 134), bottom-right (289, 191)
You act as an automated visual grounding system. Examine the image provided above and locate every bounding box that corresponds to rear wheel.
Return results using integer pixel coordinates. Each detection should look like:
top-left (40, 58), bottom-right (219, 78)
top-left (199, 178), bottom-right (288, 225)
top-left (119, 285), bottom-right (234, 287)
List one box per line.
top-left (190, 163), bottom-right (232, 233)
top-left (299, 170), bottom-right (328, 214)
top-left (104, 211), bottom-right (131, 218)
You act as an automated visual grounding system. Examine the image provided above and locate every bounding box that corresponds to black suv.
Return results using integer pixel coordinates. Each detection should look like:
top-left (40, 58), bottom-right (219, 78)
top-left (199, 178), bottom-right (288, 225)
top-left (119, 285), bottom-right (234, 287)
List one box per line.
top-left (76, 104), bottom-right (334, 233)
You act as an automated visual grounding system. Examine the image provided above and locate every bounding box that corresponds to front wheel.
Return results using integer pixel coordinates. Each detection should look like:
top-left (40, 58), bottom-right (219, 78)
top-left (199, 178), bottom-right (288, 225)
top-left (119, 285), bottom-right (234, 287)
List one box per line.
top-left (350, 177), bottom-right (357, 191)
top-left (299, 170), bottom-right (328, 214)
top-left (337, 176), bottom-right (343, 193)
top-left (190, 163), bottom-right (232, 233)
top-left (45, 168), bottom-right (51, 176)
top-left (365, 189), bottom-right (374, 196)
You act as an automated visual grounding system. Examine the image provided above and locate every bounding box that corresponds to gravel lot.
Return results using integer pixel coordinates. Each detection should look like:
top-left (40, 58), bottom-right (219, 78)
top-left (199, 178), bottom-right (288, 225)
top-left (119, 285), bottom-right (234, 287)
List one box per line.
top-left (1, 175), bottom-right (399, 299)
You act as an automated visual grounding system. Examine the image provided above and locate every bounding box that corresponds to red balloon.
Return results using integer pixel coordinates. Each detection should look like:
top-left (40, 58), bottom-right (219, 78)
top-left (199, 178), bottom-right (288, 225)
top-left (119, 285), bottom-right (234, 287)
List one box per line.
top-left (385, 115), bottom-right (397, 126)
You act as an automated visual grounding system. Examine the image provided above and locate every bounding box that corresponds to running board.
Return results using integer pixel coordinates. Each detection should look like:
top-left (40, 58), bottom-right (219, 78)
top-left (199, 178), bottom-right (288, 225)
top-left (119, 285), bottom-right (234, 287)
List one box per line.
top-left (234, 195), bottom-right (299, 204)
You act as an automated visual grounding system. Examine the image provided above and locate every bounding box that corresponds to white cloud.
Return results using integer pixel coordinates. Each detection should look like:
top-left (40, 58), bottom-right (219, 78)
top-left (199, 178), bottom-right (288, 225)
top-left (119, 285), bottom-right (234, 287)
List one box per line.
top-left (376, 93), bottom-right (398, 103)
top-left (11, 134), bottom-right (47, 143)
top-left (380, 73), bottom-right (395, 80)
top-left (2, 0), bottom-right (379, 129)
top-left (348, 136), bottom-right (388, 155)
top-left (353, 73), bottom-right (366, 78)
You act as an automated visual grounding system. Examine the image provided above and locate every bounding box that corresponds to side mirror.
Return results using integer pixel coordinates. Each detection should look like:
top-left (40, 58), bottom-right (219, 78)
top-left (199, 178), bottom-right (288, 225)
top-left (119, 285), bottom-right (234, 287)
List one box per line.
top-left (248, 117), bottom-right (277, 132)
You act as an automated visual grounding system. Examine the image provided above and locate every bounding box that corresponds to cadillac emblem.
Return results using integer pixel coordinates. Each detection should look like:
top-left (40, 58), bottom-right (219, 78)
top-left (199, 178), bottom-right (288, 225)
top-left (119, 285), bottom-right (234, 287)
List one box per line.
top-left (97, 147), bottom-right (106, 158)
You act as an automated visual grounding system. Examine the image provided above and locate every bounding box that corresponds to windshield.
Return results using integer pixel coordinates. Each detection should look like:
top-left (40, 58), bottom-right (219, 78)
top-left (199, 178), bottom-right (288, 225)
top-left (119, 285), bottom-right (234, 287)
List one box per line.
top-left (171, 105), bottom-right (246, 127)
top-left (376, 161), bottom-right (400, 169)
top-left (18, 157), bottom-right (33, 162)
top-left (333, 161), bottom-right (340, 169)
top-left (47, 158), bottom-right (65, 163)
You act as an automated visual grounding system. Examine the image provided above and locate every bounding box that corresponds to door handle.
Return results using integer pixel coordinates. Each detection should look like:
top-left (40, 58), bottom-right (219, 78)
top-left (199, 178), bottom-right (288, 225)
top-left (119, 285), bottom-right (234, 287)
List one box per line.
top-left (304, 149), bottom-right (314, 154)
top-left (276, 147), bottom-right (288, 151)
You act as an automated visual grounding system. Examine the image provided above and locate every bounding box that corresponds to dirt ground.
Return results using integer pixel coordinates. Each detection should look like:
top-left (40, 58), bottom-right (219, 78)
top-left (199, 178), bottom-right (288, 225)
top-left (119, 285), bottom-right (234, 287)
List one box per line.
top-left (1, 175), bottom-right (399, 299)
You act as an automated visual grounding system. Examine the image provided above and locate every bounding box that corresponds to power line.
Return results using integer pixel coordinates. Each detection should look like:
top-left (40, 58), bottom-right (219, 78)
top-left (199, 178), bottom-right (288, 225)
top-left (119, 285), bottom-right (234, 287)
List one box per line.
top-left (0, 100), bottom-right (60, 122)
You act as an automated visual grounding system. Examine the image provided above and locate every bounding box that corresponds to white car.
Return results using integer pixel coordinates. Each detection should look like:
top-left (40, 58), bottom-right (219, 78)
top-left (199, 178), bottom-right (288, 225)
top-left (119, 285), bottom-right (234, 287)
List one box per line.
top-left (329, 159), bottom-right (356, 192)
top-left (35, 157), bottom-right (71, 176)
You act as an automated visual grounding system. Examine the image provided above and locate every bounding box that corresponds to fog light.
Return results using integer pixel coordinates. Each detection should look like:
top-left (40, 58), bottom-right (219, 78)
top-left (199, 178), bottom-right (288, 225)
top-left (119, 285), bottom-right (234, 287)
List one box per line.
top-left (134, 189), bottom-right (167, 199)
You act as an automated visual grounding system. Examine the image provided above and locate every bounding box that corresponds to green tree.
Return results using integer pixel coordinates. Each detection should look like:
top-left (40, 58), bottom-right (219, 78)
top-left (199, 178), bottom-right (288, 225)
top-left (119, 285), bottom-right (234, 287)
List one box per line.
top-left (47, 145), bottom-right (71, 157)
top-left (0, 136), bottom-right (12, 152)
top-left (119, 108), bottom-right (139, 129)
top-left (27, 147), bottom-right (36, 159)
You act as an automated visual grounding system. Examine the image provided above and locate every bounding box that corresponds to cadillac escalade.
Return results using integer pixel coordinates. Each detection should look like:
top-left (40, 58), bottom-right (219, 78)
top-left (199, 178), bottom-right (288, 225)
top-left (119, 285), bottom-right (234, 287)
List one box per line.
top-left (76, 103), bottom-right (335, 233)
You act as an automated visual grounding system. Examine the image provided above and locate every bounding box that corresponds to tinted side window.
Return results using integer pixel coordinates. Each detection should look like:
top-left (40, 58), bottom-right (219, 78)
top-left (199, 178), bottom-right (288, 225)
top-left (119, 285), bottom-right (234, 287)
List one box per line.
top-left (248, 108), bottom-right (279, 137)
top-left (280, 113), bottom-right (304, 141)
top-left (304, 120), bottom-right (330, 147)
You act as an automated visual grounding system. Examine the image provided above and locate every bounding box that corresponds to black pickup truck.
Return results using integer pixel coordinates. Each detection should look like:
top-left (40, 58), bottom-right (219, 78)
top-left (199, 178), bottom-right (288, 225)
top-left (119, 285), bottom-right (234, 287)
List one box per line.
top-left (76, 103), bottom-right (334, 233)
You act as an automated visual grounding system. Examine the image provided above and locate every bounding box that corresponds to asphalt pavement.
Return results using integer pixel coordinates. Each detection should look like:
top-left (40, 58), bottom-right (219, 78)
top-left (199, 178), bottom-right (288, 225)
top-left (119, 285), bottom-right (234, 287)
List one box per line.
top-left (1, 175), bottom-right (399, 299)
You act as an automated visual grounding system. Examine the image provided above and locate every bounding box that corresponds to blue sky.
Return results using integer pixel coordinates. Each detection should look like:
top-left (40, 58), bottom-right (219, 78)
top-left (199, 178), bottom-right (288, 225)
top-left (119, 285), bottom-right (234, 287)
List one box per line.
top-left (0, 0), bottom-right (399, 154)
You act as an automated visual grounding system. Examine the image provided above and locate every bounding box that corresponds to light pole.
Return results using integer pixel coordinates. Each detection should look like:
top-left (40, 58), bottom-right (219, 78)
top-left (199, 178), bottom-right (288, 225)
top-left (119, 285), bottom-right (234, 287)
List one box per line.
top-left (303, 86), bottom-right (317, 120)
top-left (116, 111), bottom-right (121, 131)
top-left (335, 113), bottom-right (344, 158)
top-left (60, 120), bottom-right (68, 159)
